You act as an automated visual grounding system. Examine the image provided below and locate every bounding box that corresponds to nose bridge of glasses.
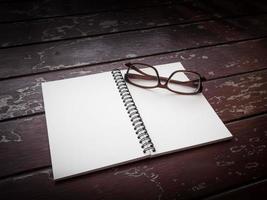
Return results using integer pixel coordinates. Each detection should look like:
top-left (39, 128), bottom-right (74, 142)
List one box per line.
top-left (158, 75), bottom-right (170, 87)
top-left (158, 82), bottom-right (166, 88)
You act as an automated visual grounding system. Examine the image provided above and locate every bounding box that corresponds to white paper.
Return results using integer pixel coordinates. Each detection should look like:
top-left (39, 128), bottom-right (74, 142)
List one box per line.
top-left (42, 72), bottom-right (146, 180)
top-left (42, 62), bottom-right (232, 180)
top-left (125, 63), bottom-right (232, 156)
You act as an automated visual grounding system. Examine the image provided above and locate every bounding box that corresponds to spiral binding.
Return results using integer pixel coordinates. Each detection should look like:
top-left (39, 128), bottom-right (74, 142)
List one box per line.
top-left (111, 69), bottom-right (156, 154)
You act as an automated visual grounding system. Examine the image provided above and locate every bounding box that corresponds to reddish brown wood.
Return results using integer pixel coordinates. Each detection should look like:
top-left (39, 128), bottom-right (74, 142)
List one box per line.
top-left (0, 3), bottom-right (213, 48)
top-left (1, 14), bottom-right (267, 79)
top-left (1, 0), bottom-right (267, 48)
top-left (204, 70), bottom-right (267, 122)
top-left (0, 0), bottom-right (173, 23)
top-left (177, 39), bottom-right (267, 79)
top-left (0, 68), bottom-right (266, 178)
top-left (0, 0), bottom-right (267, 199)
top-left (1, 38), bottom-right (267, 121)
top-left (205, 179), bottom-right (267, 200)
top-left (0, 114), bottom-right (266, 200)
top-left (0, 115), bottom-right (50, 177)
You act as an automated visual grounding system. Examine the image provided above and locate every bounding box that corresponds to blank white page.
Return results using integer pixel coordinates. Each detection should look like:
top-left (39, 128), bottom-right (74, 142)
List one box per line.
top-left (42, 72), bottom-right (145, 180)
top-left (125, 62), bottom-right (232, 156)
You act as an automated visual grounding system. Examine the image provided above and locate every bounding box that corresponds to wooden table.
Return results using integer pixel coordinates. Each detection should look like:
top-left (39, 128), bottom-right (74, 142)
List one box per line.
top-left (0, 0), bottom-right (267, 199)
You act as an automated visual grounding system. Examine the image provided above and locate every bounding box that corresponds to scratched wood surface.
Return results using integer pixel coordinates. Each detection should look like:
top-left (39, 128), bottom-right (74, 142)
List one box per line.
top-left (1, 114), bottom-right (267, 200)
top-left (0, 69), bottom-right (266, 178)
top-left (2, 14), bottom-right (267, 79)
top-left (0, 0), bottom-right (174, 23)
top-left (1, 0), bottom-right (267, 48)
top-left (206, 180), bottom-right (267, 200)
top-left (0, 0), bottom-right (267, 199)
top-left (1, 39), bottom-right (267, 122)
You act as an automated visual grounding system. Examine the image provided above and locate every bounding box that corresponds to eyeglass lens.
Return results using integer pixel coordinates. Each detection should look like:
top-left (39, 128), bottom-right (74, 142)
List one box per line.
top-left (127, 63), bottom-right (159, 87)
top-left (167, 71), bottom-right (200, 94)
top-left (126, 63), bottom-right (201, 94)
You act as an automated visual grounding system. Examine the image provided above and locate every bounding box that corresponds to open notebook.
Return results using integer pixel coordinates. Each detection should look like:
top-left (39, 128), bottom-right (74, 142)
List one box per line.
top-left (42, 62), bottom-right (232, 180)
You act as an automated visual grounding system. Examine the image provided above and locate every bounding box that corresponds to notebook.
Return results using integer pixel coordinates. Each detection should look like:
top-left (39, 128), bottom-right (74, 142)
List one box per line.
top-left (42, 62), bottom-right (232, 180)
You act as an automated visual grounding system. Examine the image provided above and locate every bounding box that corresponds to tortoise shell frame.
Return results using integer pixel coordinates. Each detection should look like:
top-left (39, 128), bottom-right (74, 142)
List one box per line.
top-left (124, 62), bottom-right (205, 95)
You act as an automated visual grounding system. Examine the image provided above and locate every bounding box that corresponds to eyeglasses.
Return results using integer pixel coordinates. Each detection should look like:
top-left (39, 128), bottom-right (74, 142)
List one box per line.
top-left (124, 62), bottom-right (204, 95)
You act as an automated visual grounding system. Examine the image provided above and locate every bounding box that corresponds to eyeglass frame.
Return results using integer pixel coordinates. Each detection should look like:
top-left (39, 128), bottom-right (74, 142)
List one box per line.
top-left (124, 62), bottom-right (205, 95)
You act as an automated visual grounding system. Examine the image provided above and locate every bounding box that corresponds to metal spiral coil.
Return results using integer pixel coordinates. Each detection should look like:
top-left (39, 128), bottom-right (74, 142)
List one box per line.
top-left (111, 69), bottom-right (156, 154)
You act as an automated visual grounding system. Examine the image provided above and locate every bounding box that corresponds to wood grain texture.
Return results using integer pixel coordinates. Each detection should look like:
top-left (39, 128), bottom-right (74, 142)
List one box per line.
top-left (0, 67), bottom-right (266, 178)
top-left (0, 114), bottom-right (266, 200)
top-left (1, 0), bottom-right (267, 48)
top-left (0, 0), bottom-right (173, 23)
top-left (204, 70), bottom-right (267, 122)
top-left (0, 115), bottom-right (50, 177)
top-left (0, 3), bottom-right (213, 48)
top-left (1, 14), bottom-right (267, 79)
top-left (205, 179), bottom-right (267, 200)
top-left (1, 0), bottom-right (266, 23)
top-left (1, 0), bottom-right (267, 198)
top-left (1, 38), bottom-right (267, 121)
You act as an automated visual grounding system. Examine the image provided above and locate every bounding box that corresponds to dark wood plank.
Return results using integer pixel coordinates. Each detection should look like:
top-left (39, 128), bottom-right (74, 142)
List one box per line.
top-left (1, 38), bottom-right (267, 121)
top-left (205, 179), bottom-right (267, 200)
top-left (0, 3), bottom-right (217, 48)
top-left (0, 115), bottom-right (49, 177)
top-left (0, 67), bottom-right (266, 177)
top-left (1, 14), bottom-right (267, 79)
top-left (1, 0), bottom-right (267, 23)
top-left (0, 1), bottom-right (266, 199)
top-left (197, 0), bottom-right (267, 16)
top-left (0, 0), bottom-right (173, 23)
top-left (204, 70), bottom-right (267, 122)
top-left (0, 113), bottom-right (266, 200)
top-left (1, 0), bottom-right (267, 48)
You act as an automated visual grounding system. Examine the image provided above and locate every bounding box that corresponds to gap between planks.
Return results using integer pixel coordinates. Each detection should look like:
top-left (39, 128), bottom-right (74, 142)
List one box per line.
top-left (0, 0), bottom-right (175, 24)
top-left (0, 36), bottom-right (266, 82)
top-left (203, 178), bottom-right (267, 200)
top-left (1, 12), bottom-right (267, 50)
top-left (1, 13), bottom-right (267, 80)
top-left (0, 112), bottom-right (266, 184)
top-left (0, 63), bottom-right (267, 124)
